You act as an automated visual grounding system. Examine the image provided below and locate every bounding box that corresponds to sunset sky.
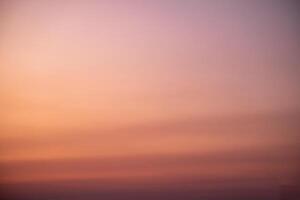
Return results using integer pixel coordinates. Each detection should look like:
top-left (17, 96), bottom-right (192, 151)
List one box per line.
top-left (1, 1), bottom-right (300, 200)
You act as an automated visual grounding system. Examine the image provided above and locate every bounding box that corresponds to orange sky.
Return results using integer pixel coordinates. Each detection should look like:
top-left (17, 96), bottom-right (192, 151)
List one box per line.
top-left (1, 1), bottom-right (300, 199)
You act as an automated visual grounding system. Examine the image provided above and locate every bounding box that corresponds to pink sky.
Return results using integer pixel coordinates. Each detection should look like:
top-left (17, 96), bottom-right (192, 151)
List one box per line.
top-left (1, 1), bottom-right (300, 199)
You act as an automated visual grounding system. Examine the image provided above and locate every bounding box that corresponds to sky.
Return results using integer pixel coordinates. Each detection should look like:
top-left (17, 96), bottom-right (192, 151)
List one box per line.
top-left (1, 1), bottom-right (300, 200)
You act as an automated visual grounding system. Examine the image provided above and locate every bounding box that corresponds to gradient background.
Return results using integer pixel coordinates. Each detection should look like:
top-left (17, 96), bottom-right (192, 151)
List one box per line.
top-left (1, 1), bottom-right (300, 200)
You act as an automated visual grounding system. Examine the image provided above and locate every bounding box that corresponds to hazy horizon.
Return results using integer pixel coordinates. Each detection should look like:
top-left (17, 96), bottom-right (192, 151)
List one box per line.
top-left (1, 1), bottom-right (300, 199)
